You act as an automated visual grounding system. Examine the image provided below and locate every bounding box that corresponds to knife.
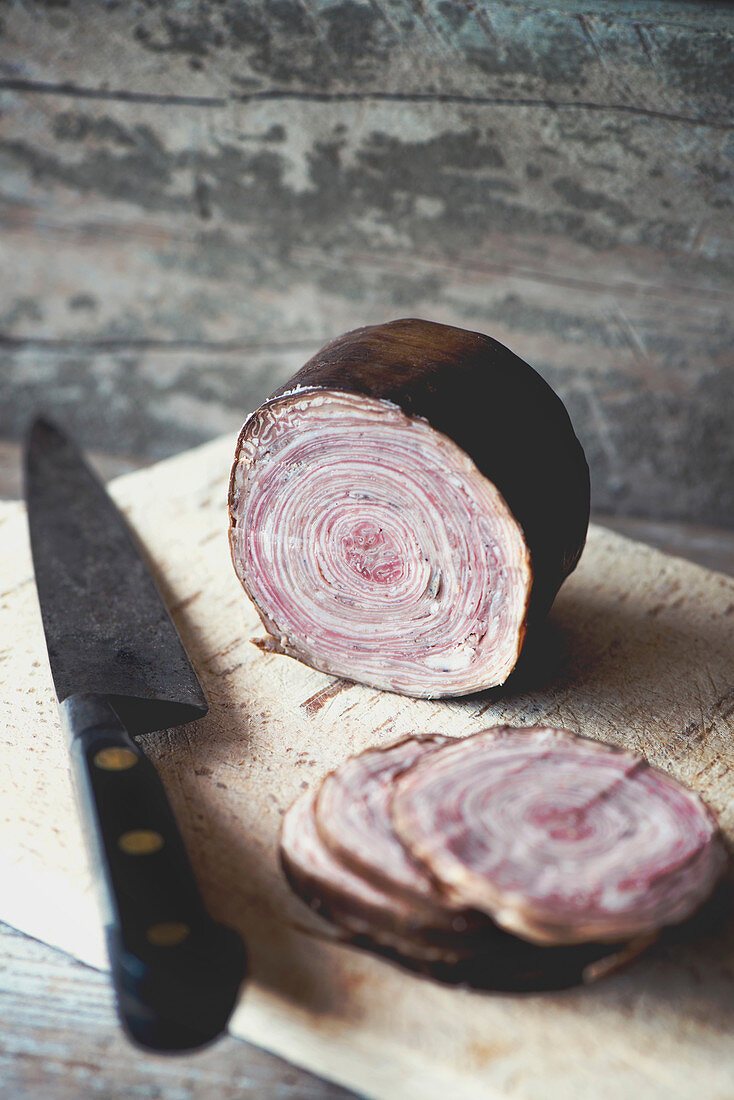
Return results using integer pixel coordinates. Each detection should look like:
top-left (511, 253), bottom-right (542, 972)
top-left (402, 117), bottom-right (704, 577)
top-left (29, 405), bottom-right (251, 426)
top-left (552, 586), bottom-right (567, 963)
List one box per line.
top-left (24, 416), bottom-right (246, 1052)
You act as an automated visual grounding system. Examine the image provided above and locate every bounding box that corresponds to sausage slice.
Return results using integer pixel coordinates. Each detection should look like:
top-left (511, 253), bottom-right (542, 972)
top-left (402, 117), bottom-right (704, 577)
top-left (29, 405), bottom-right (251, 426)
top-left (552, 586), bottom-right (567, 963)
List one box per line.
top-left (315, 735), bottom-right (458, 909)
top-left (391, 727), bottom-right (727, 945)
top-left (280, 786), bottom-right (483, 963)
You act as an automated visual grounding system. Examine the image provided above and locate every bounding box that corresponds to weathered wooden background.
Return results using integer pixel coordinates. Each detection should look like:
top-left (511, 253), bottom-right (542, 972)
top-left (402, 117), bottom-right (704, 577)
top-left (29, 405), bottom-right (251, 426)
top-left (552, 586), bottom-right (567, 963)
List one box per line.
top-left (1, 0), bottom-right (732, 524)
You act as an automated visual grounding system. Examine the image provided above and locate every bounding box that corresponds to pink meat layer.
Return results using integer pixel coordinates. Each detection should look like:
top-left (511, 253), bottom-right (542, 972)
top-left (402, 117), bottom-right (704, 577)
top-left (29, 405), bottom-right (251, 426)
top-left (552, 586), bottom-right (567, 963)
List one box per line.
top-left (316, 735), bottom-right (472, 930)
top-left (280, 787), bottom-right (481, 959)
top-left (281, 787), bottom-right (414, 936)
top-left (229, 390), bottom-right (532, 697)
top-left (391, 727), bottom-right (727, 945)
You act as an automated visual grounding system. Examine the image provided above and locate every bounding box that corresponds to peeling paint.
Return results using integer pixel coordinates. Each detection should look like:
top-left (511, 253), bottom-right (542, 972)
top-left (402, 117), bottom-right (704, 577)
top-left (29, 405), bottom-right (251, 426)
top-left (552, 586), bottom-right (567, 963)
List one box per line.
top-left (0, 0), bottom-right (732, 529)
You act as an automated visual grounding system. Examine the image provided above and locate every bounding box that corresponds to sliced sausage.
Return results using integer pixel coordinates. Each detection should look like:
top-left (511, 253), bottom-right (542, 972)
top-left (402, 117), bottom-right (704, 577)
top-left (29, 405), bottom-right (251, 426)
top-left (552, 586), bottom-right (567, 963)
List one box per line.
top-left (391, 726), bottom-right (727, 945)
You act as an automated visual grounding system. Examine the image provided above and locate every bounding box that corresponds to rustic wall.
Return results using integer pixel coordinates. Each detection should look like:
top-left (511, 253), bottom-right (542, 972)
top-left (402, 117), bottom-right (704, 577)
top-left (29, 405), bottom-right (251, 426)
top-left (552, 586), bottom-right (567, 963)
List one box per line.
top-left (1, 1), bottom-right (732, 525)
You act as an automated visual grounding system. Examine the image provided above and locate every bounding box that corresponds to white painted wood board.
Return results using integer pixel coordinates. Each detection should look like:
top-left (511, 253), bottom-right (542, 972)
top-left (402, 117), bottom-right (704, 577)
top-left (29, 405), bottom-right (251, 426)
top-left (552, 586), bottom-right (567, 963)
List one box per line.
top-left (1, 436), bottom-right (733, 1100)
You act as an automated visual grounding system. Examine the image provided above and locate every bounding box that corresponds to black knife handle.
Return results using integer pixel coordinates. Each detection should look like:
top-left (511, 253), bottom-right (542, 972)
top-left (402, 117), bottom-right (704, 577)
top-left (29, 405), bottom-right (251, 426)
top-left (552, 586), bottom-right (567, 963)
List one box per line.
top-left (61, 693), bottom-right (247, 1051)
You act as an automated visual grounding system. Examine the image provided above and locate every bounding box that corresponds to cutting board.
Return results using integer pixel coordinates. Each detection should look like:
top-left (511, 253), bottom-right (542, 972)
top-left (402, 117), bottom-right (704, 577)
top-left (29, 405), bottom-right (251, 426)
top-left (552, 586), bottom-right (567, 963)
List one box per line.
top-left (2, 436), bottom-right (734, 1100)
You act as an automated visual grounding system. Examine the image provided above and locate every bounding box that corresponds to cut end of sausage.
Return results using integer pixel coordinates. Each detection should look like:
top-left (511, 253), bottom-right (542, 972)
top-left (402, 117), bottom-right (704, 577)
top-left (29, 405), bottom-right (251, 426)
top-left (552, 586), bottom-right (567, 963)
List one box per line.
top-left (391, 726), bottom-right (727, 945)
top-left (229, 390), bottom-right (532, 697)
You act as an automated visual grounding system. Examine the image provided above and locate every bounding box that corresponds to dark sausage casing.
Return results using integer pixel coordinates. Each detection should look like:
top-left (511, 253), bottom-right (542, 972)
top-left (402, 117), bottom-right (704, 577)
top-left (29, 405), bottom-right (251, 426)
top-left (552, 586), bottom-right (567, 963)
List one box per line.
top-left (229, 319), bottom-right (590, 697)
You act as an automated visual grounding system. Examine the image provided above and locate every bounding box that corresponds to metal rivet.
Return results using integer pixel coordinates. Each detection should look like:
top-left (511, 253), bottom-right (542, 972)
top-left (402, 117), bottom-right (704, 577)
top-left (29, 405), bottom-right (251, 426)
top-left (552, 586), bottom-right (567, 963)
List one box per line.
top-left (118, 829), bottom-right (164, 855)
top-left (146, 921), bottom-right (191, 947)
top-left (93, 747), bottom-right (138, 771)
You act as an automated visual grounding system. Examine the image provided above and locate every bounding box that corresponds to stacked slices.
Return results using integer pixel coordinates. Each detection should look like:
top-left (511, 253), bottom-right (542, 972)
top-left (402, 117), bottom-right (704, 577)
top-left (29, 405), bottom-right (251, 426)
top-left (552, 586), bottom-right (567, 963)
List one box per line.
top-left (280, 727), bottom-right (726, 991)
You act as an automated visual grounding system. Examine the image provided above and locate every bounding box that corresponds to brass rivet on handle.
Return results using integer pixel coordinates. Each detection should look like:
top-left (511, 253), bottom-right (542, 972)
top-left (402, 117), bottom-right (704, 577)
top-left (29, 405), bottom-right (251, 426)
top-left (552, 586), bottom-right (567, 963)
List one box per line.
top-left (146, 921), bottom-right (191, 947)
top-left (118, 829), bottom-right (164, 856)
top-left (93, 747), bottom-right (138, 771)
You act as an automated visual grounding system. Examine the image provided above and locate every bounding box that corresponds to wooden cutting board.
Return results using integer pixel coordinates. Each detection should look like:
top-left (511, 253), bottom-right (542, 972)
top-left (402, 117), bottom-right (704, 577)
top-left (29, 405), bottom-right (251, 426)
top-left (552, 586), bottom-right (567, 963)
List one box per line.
top-left (1, 436), bottom-right (733, 1100)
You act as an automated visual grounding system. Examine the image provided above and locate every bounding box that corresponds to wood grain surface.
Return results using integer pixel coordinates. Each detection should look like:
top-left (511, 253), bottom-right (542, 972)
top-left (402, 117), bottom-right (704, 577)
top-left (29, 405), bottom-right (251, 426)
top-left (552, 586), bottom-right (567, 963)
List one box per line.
top-left (1, 1), bottom-right (733, 526)
top-left (0, 923), bottom-right (353, 1100)
top-left (1, 436), bottom-right (734, 1099)
top-left (1, 446), bottom-right (733, 1100)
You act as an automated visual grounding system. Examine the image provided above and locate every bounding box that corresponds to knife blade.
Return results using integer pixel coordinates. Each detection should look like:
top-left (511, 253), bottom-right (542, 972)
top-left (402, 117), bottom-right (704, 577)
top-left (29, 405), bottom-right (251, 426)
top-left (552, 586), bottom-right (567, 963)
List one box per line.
top-left (24, 416), bottom-right (246, 1051)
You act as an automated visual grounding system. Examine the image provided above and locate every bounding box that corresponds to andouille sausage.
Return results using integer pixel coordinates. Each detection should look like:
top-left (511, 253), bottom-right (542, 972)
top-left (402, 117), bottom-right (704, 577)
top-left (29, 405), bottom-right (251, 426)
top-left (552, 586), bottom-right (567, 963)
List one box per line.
top-left (229, 319), bottom-right (590, 697)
